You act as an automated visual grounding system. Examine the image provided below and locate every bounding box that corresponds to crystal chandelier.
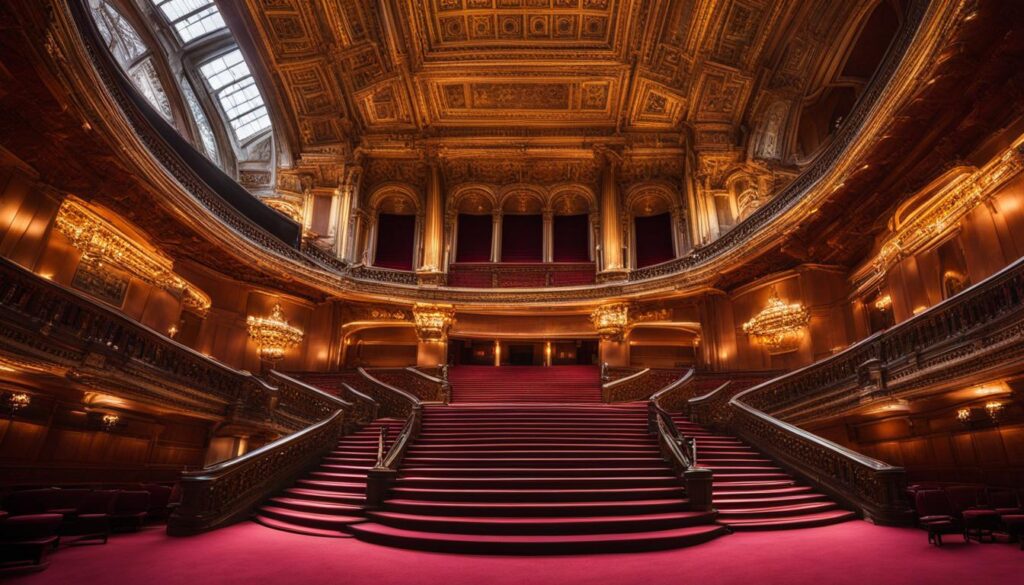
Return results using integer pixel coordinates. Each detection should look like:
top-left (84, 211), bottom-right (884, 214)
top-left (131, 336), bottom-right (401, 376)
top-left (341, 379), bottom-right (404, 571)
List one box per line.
top-left (247, 303), bottom-right (304, 363)
top-left (742, 288), bottom-right (810, 354)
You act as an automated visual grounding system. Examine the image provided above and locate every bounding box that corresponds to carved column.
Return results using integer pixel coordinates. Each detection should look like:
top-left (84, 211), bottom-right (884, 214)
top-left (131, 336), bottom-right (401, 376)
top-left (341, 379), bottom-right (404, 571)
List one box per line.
top-left (542, 209), bottom-right (554, 263)
top-left (418, 160), bottom-right (444, 284)
top-left (413, 304), bottom-right (455, 366)
top-left (597, 149), bottom-right (627, 281)
top-left (334, 162), bottom-right (362, 261)
top-left (490, 210), bottom-right (502, 262)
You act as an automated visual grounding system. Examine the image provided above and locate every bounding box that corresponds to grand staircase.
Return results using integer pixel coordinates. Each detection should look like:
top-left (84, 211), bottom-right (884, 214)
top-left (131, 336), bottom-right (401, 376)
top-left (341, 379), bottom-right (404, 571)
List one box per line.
top-left (672, 414), bottom-right (855, 530)
top-left (349, 400), bottom-right (726, 553)
top-left (253, 419), bottom-right (400, 537)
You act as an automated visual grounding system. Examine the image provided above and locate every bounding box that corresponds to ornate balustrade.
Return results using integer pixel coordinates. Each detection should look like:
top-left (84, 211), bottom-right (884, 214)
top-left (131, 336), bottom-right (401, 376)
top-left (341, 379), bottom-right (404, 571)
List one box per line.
top-left (367, 367), bottom-right (450, 404)
top-left (447, 263), bottom-right (596, 288)
top-left (602, 368), bottom-right (685, 403)
top-left (267, 371), bottom-right (354, 430)
top-left (705, 259), bottom-right (1024, 524)
top-left (167, 410), bottom-right (346, 536)
top-left (0, 257), bottom-right (274, 423)
top-left (602, 366), bottom-right (642, 383)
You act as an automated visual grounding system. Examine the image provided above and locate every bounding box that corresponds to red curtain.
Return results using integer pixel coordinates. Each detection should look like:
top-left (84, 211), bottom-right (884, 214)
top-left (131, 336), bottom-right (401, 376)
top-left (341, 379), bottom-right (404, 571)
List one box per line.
top-left (374, 213), bottom-right (415, 270)
top-left (553, 214), bottom-right (590, 262)
top-left (455, 214), bottom-right (493, 262)
top-left (634, 212), bottom-right (675, 268)
top-left (501, 214), bottom-right (543, 262)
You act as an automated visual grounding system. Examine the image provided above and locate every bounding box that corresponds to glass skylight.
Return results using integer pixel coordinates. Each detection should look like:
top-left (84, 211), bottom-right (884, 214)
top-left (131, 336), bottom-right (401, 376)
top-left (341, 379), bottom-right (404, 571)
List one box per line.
top-left (153, 0), bottom-right (226, 44)
top-left (200, 49), bottom-right (271, 142)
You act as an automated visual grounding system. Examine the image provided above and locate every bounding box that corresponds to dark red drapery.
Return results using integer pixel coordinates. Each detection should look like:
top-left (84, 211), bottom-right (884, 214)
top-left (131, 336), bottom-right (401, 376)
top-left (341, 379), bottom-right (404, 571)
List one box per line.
top-left (501, 214), bottom-right (543, 263)
top-left (553, 214), bottom-right (590, 262)
top-left (456, 214), bottom-right (493, 262)
top-left (634, 212), bottom-right (675, 268)
top-left (374, 213), bottom-right (415, 270)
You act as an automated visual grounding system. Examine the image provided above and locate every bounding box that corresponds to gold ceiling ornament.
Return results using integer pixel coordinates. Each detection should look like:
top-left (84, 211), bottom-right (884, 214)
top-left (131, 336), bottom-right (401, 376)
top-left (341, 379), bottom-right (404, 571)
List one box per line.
top-left (742, 288), bottom-right (810, 354)
top-left (412, 304), bottom-right (456, 342)
top-left (247, 303), bottom-right (304, 362)
top-left (591, 303), bottom-right (630, 341)
top-left (54, 198), bottom-right (211, 316)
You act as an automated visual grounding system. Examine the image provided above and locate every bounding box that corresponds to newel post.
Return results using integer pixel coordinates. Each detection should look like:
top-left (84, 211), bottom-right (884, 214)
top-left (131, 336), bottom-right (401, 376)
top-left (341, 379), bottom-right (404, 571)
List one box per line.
top-left (683, 467), bottom-right (714, 512)
top-left (366, 468), bottom-right (397, 510)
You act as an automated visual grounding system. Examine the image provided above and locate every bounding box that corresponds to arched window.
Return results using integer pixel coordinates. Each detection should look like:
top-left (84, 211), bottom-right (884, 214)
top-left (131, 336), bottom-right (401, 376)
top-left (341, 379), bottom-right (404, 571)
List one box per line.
top-left (91, 1), bottom-right (173, 122)
top-left (198, 49), bottom-right (271, 143)
top-left (152, 0), bottom-right (226, 44)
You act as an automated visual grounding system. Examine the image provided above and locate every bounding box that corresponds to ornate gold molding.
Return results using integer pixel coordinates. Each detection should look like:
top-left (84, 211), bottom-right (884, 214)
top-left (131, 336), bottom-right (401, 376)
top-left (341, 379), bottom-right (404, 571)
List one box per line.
top-left (54, 197), bottom-right (211, 315)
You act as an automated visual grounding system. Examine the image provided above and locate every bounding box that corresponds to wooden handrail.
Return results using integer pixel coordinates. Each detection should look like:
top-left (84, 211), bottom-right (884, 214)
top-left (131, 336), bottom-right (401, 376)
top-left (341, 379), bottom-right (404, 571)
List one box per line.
top-left (168, 409), bottom-right (346, 536)
top-left (602, 368), bottom-right (688, 403)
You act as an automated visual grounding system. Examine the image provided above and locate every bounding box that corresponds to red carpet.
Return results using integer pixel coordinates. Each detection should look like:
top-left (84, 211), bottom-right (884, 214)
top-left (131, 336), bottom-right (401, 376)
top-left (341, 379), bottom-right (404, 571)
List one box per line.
top-left (448, 366), bottom-right (600, 403)
top-left (9, 520), bottom-right (1021, 585)
top-left (350, 403), bottom-right (724, 553)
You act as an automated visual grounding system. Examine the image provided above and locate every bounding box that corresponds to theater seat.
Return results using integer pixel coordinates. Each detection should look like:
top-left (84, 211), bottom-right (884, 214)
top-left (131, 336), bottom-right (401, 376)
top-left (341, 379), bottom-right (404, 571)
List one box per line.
top-left (1, 488), bottom-right (57, 516)
top-left (46, 488), bottom-right (91, 520)
top-left (111, 490), bottom-right (150, 532)
top-left (64, 489), bottom-right (116, 544)
top-left (945, 485), bottom-right (999, 542)
top-left (141, 484), bottom-right (173, 520)
top-left (1002, 515), bottom-right (1024, 550)
top-left (987, 489), bottom-right (1022, 516)
top-left (914, 489), bottom-right (961, 546)
top-left (0, 513), bottom-right (63, 570)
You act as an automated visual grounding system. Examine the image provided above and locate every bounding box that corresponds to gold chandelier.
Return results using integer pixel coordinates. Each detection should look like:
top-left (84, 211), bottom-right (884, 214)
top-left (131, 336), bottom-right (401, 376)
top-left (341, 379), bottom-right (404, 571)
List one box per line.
top-left (247, 303), bottom-right (304, 362)
top-left (742, 288), bottom-right (810, 354)
top-left (412, 304), bottom-right (455, 342)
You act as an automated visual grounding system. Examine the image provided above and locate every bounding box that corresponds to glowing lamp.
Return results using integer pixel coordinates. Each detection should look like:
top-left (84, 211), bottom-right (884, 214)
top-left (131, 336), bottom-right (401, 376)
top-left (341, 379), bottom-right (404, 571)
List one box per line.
top-left (247, 303), bottom-right (304, 363)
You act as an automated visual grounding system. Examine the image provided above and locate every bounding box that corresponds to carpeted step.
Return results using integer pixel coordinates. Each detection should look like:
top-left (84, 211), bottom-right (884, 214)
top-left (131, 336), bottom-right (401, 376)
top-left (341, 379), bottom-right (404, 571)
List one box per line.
top-left (713, 493), bottom-right (828, 508)
top-left (721, 510), bottom-right (857, 530)
top-left (281, 488), bottom-right (365, 506)
top-left (397, 466), bottom-right (672, 478)
top-left (266, 497), bottom-right (365, 516)
top-left (389, 485), bottom-right (686, 503)
top-left (257, 506), bottom-right (364, 531)
top-left (349, 522), bottom-right (728, 554)
top-left (716, 502), bottom-right (839, 519)
top-left (381, 498), bottom-right (691, 518)
top-left (253, 514), bottom-right (349, 538)
top-left (365, 510), bottom-right (718, 536)
top-left (399, 456), bottom-right (667, 468)
top-left (395, 475), bottom-right (682, 490)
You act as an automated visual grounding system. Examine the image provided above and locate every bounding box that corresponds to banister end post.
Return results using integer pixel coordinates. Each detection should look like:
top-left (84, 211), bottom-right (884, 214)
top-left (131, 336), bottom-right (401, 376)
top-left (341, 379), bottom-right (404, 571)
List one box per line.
top-left (366, 468), bottom-right (397, 510)
top-left (684, 467), bottom-right (714, 512)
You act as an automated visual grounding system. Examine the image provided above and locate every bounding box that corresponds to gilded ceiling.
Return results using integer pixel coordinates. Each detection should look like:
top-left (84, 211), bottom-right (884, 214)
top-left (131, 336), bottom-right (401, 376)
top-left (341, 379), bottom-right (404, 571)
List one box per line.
top-left (223, 0), bottom-right (875, 190)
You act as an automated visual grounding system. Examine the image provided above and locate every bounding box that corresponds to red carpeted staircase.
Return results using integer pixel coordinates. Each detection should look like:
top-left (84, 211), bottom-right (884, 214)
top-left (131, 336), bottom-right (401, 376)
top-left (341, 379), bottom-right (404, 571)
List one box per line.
top-left (253, 419), bottom-right (400, 537)
top-left (448, 365), bottom-right (601, 403)
top-left (348, 368), bottom-right (727, 554)
top-left (672, 414), bottom-right (856, 530)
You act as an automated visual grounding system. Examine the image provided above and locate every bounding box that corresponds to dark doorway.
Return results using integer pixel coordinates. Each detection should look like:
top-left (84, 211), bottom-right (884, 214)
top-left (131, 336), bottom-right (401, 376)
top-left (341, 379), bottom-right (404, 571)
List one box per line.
top-left (508, 344), bottom-right (535, 366)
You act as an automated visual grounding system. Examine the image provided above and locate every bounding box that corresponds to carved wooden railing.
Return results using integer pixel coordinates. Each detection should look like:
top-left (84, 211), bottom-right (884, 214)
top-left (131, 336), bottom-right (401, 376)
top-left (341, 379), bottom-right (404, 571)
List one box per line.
top-left (167, 409), bottom-right (346, 536)
top-left (644, 369), bottom-right (714, 511)
top-left (353, 369), bottom-right (424, 508)
top-left (0, 257), bottom-right (274, 423)
top-left (602, 365), bottom-right (642, 383)
top-left (267, 371), bottom-right (355, 431)
top-left (602, 368), bottom-right (685, 403)
top-left (711, 258), bottom-right (1024, 524)
top-left (366, 367), bottom-right (451, 404)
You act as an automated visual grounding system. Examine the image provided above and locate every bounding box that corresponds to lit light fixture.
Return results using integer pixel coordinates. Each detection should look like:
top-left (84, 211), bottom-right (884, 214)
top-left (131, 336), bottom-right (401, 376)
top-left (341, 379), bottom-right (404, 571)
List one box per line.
top-left (912, 305), bottom-right (928, 315)
top-left (101, 413), bottom-right (120, 431)
top-left (742, 288), bottom-right (810, 354)
top-left (6, 392), bottom-right (31, 414)
top-left (956, 408), bottom-right (971, 424)
top-left (591, 303), bottom-right (630, 341)
top-left (874, 295), bottom-right (893, 311)
top-left (167, 325), bottom-right (179, 339)
top-left (985, 401), bottom-right (1004, 421)
top-left (247, 303), bottom-right (304, 363)
top-left (412, 304), bottom-right (456, 342)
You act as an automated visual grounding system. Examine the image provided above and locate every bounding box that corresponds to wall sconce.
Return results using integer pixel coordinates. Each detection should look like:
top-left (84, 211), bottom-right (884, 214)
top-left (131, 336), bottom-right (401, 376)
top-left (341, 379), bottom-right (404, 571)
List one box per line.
top-left (742, 288), bottom-right (810, 354)
top-left (873, 295), bottom-right (893, 311)
top-left (167, 324), bottom-right (179, 339)
top-left (6, 391), bottom-right (31, 415)
top-left (956, 407), bottom-right (971, 424)
top-left (985, 401), bottom-right (1004, 421)
top-left (247, 303), bottom-right (304, 364)
top-left (101, 413), bottom-right (120, 431)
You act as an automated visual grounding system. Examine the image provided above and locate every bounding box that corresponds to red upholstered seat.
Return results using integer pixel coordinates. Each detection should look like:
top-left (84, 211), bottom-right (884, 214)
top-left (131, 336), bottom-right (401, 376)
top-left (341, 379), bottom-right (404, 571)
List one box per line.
top-left (64, 490), bottom-right (117, 543)
top-left (141, 484), bottom-right (173, 520)
top-left (1002, 515), bottom-right (1024, 550)
top-left (111, 490), bottom-right (151, 532)
top-left (914, 490), bottom-right (961, 546)
top-left (0, 513), bottom-right (63, 569)
top-left (2, 488), bottom-right (58, 516)
top-left (47, 488), bottom-right (91, 519)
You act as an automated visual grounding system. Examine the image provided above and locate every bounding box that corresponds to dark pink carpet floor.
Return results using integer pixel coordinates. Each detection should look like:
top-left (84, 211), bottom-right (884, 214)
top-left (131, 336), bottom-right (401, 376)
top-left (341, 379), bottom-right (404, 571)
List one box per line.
top-left (8, 520), bottom-right (1022, 585)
